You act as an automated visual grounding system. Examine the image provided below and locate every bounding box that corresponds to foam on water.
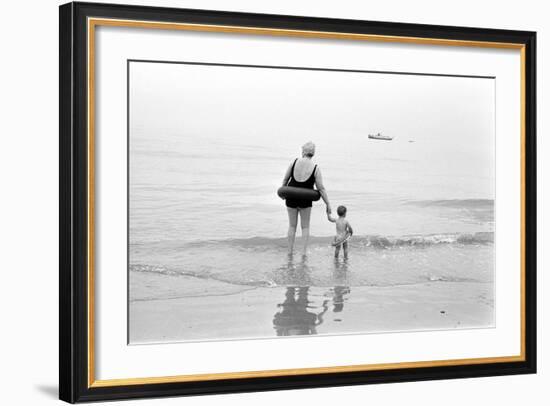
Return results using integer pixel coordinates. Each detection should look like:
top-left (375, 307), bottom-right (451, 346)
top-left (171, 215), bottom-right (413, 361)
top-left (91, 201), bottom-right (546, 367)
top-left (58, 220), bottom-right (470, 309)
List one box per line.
top-left (130, 232), bottom-right (494, 293)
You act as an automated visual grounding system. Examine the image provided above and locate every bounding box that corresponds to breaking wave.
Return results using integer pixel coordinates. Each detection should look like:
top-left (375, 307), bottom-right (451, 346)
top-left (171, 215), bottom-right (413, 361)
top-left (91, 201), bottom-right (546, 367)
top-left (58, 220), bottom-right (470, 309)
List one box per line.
top-left (180, 232), bottom-right (494, 250)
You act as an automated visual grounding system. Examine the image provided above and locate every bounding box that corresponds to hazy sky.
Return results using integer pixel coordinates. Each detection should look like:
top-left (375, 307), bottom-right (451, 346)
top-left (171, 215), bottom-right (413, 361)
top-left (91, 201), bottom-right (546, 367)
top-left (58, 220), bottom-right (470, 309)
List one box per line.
top-left (129, 61), bottom-right (495, 195)
top-left (131, 61), bottom-right (494, 159)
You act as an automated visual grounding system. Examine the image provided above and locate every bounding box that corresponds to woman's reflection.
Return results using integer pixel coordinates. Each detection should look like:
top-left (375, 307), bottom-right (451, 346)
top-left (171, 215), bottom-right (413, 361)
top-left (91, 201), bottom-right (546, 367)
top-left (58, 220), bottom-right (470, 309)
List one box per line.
top-left (273, 287), bottom-right (328, 336)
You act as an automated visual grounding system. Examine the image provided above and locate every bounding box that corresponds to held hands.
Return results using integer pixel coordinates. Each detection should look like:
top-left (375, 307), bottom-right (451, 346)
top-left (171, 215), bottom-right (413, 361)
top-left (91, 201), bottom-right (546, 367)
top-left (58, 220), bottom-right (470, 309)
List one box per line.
top-left (326, 205), bottom-right (334, 223)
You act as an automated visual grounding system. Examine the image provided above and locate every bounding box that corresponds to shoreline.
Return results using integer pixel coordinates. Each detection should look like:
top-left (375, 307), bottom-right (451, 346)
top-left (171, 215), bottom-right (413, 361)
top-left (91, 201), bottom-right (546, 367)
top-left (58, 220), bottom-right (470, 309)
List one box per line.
top-left (129, 272), bottom-right (494, 344)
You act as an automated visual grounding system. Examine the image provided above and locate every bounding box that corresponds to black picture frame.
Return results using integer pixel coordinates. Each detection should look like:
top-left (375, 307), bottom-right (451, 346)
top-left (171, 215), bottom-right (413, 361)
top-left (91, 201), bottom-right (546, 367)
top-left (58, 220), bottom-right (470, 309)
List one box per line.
top-left (60, 1), bottom-right (537, 403)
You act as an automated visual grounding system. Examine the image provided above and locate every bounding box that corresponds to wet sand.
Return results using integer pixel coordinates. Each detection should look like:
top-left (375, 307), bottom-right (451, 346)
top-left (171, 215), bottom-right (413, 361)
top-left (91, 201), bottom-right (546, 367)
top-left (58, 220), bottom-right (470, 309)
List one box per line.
top-left (129, 272), bottom-right (494, 344)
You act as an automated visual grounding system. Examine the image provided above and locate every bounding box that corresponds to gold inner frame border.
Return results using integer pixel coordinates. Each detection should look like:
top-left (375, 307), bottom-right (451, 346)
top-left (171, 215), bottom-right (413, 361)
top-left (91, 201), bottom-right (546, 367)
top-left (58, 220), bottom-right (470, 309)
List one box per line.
top-left (86, 17), bottom-right (527, 388)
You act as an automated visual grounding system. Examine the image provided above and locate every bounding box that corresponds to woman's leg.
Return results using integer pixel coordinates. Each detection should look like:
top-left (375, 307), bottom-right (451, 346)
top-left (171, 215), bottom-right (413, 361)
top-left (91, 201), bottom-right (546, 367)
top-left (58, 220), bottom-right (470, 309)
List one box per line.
top-left (299, 207), bottom-right (312, 255)
top-left (287, 207), bottom-right (298, 254)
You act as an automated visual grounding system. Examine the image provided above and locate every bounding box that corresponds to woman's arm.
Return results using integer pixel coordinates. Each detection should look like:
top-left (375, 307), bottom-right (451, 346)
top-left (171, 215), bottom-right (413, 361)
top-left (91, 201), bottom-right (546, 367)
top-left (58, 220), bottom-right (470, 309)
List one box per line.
top-left (281, 162), bottom-right (293, 187)
top-left (314, 167), bottom-right (331, 214)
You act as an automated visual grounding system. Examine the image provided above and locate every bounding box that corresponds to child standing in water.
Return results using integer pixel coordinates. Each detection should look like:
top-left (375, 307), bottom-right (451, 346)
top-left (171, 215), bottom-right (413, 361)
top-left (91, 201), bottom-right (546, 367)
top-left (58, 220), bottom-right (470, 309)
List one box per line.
top-left (327, 205), bottom-right (353, 259)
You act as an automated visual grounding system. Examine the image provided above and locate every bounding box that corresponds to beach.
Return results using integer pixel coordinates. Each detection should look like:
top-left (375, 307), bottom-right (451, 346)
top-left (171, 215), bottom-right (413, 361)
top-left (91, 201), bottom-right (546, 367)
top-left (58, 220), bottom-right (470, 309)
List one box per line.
top-left (128, 62), bottom-right (496, 344)
top-left (130, 271), bottom-right (494, 343)
top-left (129, 230), bottom-right (495, 344)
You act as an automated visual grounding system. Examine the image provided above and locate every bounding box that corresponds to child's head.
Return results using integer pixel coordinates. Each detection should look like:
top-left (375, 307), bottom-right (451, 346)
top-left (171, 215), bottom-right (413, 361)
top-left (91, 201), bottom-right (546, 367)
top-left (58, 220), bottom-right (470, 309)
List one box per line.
top-left (337, 205), bottom-right (347, 217)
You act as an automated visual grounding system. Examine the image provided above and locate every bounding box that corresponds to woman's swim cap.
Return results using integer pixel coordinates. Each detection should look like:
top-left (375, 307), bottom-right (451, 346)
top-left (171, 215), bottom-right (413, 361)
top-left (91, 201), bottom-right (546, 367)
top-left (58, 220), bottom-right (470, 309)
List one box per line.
top-left (302, 141), bottom-right (316, 157)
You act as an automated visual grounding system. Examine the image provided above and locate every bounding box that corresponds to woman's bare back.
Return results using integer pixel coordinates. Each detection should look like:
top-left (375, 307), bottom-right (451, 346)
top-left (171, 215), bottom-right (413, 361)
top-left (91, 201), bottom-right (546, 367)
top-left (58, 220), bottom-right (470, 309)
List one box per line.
top-left (292, 158), bottom-right (316, 181)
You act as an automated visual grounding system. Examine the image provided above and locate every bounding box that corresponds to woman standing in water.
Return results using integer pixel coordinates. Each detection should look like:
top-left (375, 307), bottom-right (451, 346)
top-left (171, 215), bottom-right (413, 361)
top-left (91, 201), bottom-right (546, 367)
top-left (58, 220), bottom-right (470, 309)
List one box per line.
top-left (281, 142), bottom-right (331, 256)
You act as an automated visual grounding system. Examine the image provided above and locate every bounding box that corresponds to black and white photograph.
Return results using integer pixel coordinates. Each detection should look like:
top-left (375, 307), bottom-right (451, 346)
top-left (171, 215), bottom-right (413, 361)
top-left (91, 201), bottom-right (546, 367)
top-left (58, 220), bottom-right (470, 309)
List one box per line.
top-left (128, 60), bottom-right (496, 343)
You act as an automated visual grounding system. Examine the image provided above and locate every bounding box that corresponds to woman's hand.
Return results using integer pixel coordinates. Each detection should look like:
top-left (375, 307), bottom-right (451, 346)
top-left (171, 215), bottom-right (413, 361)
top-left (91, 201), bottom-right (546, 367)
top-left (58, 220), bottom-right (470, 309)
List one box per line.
top-left (326, 205), bottom-right (332, 215)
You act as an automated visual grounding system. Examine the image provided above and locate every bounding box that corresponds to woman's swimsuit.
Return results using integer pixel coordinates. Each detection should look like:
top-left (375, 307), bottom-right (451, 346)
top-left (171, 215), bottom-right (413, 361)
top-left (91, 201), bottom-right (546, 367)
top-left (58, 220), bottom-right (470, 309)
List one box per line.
top-left (285, 158), bottom-right (317, 209)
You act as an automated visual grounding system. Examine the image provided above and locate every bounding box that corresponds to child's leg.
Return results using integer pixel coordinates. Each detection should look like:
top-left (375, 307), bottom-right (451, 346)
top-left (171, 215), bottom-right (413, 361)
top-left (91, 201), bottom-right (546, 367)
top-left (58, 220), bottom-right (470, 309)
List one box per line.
top-left (334, 245), bottom-right (341, 258)
top-left (343, 241), bottom-right (349, 259)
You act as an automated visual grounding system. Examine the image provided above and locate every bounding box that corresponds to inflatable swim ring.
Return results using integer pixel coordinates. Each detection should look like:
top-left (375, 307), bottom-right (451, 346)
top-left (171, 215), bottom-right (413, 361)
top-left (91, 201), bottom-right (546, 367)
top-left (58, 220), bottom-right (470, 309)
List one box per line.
top-left (331, 232), bottom-right (352, 247)
top-left (277, 186), bottom-right (321, 202)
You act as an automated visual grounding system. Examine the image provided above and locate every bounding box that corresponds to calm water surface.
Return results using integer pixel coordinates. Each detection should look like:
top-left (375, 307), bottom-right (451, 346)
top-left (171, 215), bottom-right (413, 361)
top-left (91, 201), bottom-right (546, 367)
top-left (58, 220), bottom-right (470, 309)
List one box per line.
top-left (129, 130), bottom-right (494, 290)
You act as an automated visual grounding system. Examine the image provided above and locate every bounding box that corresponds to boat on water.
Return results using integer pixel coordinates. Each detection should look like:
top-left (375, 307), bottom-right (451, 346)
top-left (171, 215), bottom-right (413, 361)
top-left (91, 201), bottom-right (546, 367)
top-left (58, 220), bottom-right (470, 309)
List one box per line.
top-left (368, 132), bottom-right (393, 141)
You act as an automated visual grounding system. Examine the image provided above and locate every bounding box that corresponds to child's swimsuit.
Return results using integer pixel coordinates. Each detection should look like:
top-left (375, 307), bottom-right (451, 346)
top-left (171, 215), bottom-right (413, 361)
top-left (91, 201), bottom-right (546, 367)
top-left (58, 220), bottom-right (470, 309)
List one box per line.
top-left (285, 158), bottom-right (317, 209)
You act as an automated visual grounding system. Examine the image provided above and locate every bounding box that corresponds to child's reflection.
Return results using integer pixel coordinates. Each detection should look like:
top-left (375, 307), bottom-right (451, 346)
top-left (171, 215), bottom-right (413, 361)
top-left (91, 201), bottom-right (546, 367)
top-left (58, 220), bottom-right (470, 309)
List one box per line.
top-left (332, 258), bottom-right (350, 315)
top-left (332, 286), bottom-right (351, 313)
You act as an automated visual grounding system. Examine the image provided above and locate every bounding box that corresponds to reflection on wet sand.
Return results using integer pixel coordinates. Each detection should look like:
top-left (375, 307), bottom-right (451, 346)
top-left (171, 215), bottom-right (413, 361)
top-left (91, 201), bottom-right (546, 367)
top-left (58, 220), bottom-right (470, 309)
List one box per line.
top-left (273, 287), bottom-right (328, 336)
top-left (332, 259), bottom-right (351, 314)
top-left (272, 257), bottom-right (352, 336)
top-left (332, 286), bottom-right (351, 313)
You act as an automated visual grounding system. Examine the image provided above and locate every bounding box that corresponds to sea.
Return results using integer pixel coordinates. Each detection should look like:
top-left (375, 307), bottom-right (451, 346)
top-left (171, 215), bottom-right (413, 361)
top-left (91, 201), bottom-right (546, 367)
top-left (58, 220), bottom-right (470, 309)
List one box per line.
top-left (129, 128), bottom-right (495, 291)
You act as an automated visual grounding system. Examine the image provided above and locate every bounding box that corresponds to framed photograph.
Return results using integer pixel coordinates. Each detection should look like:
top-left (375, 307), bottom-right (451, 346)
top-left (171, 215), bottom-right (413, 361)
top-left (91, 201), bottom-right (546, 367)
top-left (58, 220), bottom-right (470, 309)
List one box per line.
top-left (59, 1), bottom-right (536, 403)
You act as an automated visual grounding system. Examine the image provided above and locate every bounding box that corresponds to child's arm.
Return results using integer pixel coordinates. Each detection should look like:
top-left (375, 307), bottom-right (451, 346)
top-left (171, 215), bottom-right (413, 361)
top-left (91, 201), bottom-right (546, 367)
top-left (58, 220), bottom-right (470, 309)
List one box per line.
top-left (327, 214), bottom-right (336, 223)
top-left (346, 221), bottom-right (353, 236)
